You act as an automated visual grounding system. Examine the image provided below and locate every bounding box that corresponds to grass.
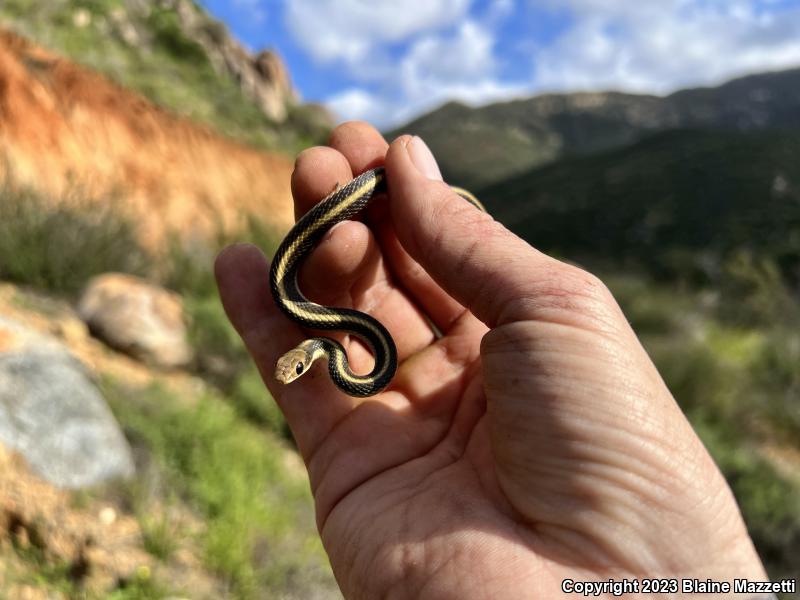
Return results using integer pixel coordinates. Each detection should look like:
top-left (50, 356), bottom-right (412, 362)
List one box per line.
top-left (0, 177), bottom-right (289, 438)
top-left (163, 219), bottom-right (290, 436)
top-left (102, 379), bottom-right (334, 599)
top-left (140, 511), bottom-right (180, 562)
top-left (0, 185), bottom-right (149, 295)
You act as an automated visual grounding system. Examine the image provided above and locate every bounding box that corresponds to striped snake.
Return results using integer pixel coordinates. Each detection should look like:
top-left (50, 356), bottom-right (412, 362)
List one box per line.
top-left (269, 167), bottom-right (484, 397)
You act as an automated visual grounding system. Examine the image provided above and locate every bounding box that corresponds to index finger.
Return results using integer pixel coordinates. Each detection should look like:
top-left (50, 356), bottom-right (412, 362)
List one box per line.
top-left (328, 122), bottom-right (471, 332)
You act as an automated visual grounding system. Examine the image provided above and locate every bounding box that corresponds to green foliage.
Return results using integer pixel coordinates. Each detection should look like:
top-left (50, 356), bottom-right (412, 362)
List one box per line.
top-left (8, 544), bottom-right (75, 595)
top-left (0, 186), bottom-right (149, 295)
top-left (230, 365), bottom-right (289, 435)
top-left (717, 251), bottom-right (800, 327)
top-left (104, 575), bottom-right (173, 600)
top-left (609, 271), bottom-right (800, 581)
top-left (8, 540), bottom-right (169, 599)
top-left (164, 216), bottom-right (279, 299)
top-left (481, 129), bottom-right (800, 289)
top-left (140, 512), bottom-right (180, 561)
top-left (692, 409), bottom-right (800, 579)
top-left (147, 5), bottom-right (207, 65)
top-left (104, 380), bottom-right (331, 599)
top-left (162, 218), bottom-right (288, 435)
top-left (182, 286), bottom-right (288, 434)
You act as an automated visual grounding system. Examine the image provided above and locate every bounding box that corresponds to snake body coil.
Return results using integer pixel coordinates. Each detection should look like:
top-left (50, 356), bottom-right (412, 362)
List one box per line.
top-left (269, 167), bottom-right (483, 397)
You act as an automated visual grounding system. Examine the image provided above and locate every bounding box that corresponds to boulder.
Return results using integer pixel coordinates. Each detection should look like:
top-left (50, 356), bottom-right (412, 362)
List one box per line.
top-left (0, 316), bottom-right (135, 489)
top-left (78, 273), bottom-right (193, 369)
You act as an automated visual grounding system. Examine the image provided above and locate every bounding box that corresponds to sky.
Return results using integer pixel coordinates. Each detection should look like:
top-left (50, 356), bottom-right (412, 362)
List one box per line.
top-left (198, 0), bottom-right (800, 128)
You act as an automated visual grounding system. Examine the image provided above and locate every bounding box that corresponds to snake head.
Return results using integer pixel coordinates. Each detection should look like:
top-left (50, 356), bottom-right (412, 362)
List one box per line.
top-left (275, 348), bottom-right (312, 384)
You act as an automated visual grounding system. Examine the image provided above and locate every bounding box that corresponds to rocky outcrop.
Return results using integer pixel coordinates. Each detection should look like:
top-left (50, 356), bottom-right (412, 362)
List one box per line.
top-left (78, 273), bottom-right (193, 369)
top-left (160, 0), bottom-right (297, 122)
top-left (0, 316), bottom-right (135, 489)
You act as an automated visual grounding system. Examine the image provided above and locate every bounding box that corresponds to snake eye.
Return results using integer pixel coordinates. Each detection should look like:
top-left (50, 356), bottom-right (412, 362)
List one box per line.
top-left (295, 363), bottom-right (304, 376)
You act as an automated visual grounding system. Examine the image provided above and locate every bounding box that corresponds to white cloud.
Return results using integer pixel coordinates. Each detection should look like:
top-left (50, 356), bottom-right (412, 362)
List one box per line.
top-left (230, 0), bottom-right (268, 24)
top-left (533, 0), bottom-right (800, 93)
top-left (284, 0), bottom-right (800, 128)
top-left (326, 88), bottom-right (385, 124)
top-left (317, 16), bottom-right (525, 127)
top-left (284, 0), bottom-right (471, 65)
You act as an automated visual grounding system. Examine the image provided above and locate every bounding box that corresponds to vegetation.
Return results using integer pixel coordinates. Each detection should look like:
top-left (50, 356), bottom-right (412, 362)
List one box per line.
top-left (103, 380), bottom-right (334, 599)
top-left (0, 0), bottom-right (327, 154)
top-left (163, 220), bottom-right (289, 434)
top-left (608, 263), bottom-right (800, 582)
top-left (0, 4), bottom-right (797, 595)
top-left (7, 541), bottom-right (170, 599)
top-left (390, 68), bottom-right (800, 190)
top-left (480, 128), bottom-right (800, 289)
top-left (0, 185), bottom-right (149, 295)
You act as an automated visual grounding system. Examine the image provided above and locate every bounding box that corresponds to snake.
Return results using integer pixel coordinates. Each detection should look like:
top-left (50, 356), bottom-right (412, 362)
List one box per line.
top-left (269, 166), bottom-right (484, 397)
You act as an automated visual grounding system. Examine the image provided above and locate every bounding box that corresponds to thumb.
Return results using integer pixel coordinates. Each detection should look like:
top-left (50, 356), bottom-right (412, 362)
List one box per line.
top-left (386, 135), bottom-right (599, 328)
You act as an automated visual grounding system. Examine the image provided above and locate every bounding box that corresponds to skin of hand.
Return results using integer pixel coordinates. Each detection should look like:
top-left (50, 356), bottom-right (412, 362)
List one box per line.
top-left (215, 121), bottom-right (768, 599)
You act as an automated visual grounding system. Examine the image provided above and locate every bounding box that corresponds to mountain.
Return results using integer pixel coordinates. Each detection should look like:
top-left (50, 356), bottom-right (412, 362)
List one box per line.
top-left (479, 128), bottom-right (800, 282)
top-left (390, 68), bottom-right (800, 190)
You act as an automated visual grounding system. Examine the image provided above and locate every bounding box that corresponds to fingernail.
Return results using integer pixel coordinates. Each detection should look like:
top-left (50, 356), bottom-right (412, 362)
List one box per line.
top-left (407, 136), bottom-right (443, 181)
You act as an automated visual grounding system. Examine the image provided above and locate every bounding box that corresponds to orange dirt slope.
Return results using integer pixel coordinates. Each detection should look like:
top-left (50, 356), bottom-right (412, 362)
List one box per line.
top-left (0, 29), bottom-right (296, 251)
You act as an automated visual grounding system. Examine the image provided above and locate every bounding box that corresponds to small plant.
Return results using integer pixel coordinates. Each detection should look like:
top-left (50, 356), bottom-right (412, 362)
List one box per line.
top-left (0, 185), bottom-right (150, 294)
top-left (140, 512), bottom-right (180, 561)
top-left (103, 379), bottom-right (333, 599)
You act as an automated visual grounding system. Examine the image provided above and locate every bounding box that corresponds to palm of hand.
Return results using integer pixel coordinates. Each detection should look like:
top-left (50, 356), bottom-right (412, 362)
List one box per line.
top-left (216, 123), bottom-right (766, 599)
top-left (311, 303), bottom-right (697, 599)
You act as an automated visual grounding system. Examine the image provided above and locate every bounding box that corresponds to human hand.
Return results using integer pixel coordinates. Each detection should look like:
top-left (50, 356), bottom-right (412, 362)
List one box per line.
top-left (215, 122), bottom-right (767, 598)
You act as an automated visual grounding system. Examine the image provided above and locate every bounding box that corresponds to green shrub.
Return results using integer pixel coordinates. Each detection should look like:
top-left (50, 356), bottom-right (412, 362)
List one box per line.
top-left (164, 217), bottom-right (285, 433)
top-left (0, 186), bottom-right (149, 294)
top-left (230, 365), bottom-right (288, 436)
top-left (749, 328), bottom-right (800, 440)
top-left (147, 6), bottom-right (208, 65)
top-left (691, 409), bottom-right (800, 580)
top-left (717, 251), bottom-right (799, 327)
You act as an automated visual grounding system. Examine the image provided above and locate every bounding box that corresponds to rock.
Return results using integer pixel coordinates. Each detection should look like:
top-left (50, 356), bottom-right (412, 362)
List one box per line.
top-left (252, 50), bottom-right (294, 120)
top-left (0, 316), bottom-right (135, 489)
top-left (78, 273), bottom-right (193, 369)
top-left (163, 0), bottom-right (298, 121)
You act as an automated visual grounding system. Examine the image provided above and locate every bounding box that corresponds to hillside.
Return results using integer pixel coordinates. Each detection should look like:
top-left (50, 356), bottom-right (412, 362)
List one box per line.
top-left (0, 0), bottom-right (332, 153)
top-left (390, 68), bottom-right (800, 190)
top-left (0, 29), bottom-right (297, 250)
top-left (479, 128), bottom-right (800, 283)
top-left (0, 3), bottom-right (797, 595)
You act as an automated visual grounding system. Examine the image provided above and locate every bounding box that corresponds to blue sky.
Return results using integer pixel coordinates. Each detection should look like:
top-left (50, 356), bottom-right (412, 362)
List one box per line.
top-left (198, 0), bottom-right (800, 128)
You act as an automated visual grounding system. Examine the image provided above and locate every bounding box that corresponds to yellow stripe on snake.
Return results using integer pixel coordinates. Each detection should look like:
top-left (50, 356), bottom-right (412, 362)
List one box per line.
top-left (269, 167), bottom-right (484, 397)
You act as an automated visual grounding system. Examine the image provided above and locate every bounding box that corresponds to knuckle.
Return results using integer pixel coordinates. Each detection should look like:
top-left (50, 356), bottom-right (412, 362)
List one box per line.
top-left (511, 261), bottom-right (622, 334)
